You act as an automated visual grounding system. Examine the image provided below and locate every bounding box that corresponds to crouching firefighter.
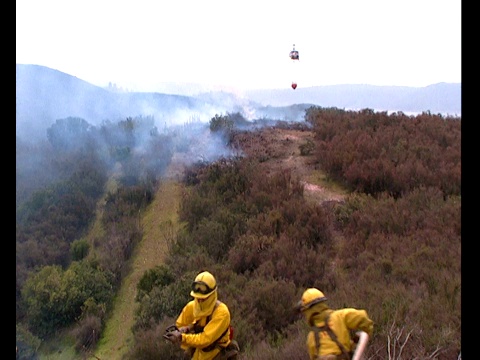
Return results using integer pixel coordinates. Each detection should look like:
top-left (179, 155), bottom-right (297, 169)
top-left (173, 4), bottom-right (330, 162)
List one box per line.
top-left (296, 288), bottom-right (373, 360)
top-left (163, 271), bottom-right (240, 360)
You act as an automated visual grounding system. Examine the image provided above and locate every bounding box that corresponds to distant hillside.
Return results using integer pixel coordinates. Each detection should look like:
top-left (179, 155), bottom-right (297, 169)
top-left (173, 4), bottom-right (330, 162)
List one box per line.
top-left (16, 64), bottom-right (461, 141)
top-left (16, 64), bottom-right (235, 140)
top-left (245, 83), bottom-right (461, 116)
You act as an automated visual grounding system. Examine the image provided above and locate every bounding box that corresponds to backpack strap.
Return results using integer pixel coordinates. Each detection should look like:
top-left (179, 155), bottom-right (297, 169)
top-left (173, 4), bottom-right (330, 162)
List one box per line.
top-left (313, 312), bottom-right (351, 360)
top-left (313, 326), bottom-right (322, 359)
top-left (202, 301), bottom-right (231, 352)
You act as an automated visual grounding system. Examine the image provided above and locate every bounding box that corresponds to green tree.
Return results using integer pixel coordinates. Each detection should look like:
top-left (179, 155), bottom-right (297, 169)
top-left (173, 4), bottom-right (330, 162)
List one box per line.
top-left (70, 239), bottom-right (90, 261)
top-left (46, 117), bottom-right (93, 151)
top-left (22, 262), bottom-right (114, 336)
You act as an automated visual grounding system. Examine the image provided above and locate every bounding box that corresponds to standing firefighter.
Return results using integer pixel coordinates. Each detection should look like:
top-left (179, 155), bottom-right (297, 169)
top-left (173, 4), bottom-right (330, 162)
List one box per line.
top-left (163, 271), bottom-right (240, 360)
top-left (296, 288), bottom-right (373, 360)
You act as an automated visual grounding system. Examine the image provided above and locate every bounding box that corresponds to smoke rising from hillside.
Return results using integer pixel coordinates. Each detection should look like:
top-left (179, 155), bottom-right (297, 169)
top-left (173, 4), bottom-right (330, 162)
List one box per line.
top-left (16, 64), bottom-right (267, 144)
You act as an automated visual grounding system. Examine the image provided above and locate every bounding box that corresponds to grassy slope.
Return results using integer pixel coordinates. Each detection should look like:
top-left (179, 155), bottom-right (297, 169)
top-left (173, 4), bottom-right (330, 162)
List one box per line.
top-left (91, 180), bottom-right (183, 360)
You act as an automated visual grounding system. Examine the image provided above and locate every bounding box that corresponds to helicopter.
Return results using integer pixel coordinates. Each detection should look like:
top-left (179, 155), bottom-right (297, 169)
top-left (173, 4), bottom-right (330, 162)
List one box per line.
top-left (289, 44), bottom-right (299, 90)
top-left (289, 44), bottom-right (299, 60)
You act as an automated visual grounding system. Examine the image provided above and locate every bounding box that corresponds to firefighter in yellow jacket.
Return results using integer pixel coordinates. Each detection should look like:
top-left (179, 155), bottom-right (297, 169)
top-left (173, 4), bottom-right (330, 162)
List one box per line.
top-left (297, 288), bottom-right (373, 360)
top-left (164, 270), bottom-right (239, 360)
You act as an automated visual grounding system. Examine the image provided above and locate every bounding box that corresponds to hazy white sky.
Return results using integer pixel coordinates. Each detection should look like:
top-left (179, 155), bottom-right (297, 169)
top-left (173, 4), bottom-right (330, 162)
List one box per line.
top-left (16, 0), bottom-right (461, 93)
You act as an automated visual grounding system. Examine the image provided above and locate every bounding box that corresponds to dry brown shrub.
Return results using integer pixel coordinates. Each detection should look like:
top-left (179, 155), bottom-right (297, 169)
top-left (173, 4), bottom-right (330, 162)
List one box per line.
top-left (124, 320), bottom-right (188, 360)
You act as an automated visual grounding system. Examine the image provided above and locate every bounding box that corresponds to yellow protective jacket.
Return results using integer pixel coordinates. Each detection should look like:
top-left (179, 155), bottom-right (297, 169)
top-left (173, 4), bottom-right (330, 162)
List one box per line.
top-left (176, 300), bottom-right (231, 360)
top-left (306, 308), bottom-right (373, 359)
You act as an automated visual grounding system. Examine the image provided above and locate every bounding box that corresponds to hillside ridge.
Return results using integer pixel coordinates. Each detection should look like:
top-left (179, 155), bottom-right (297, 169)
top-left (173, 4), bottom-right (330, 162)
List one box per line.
top-left (16, 64), bottom-right (461, 141)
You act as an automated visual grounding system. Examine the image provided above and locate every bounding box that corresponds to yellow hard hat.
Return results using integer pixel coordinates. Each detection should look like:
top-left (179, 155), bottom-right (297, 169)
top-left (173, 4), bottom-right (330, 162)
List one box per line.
top-left (297, 288), bottom-right (327, 312)
top-left (190, 271), bottom-right (217, 299)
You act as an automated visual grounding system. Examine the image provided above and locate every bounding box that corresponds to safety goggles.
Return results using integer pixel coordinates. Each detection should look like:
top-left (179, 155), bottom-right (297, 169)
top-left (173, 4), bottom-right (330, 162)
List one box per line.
top-left (192, 281), bottom-right (216, 295)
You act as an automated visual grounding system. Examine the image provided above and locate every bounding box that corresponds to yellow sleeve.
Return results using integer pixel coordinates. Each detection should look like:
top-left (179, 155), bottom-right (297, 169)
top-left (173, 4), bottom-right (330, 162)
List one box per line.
top-left (341, 308), bottom-right (374, 337)
top-left (176, 300), bottom-right (195, 328)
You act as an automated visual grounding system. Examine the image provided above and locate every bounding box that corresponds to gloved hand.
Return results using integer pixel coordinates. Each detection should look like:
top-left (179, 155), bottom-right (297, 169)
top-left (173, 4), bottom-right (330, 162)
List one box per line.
top-left (178, 326), bottom-right (191, 334)
top-left (163, 330), bottom-right (182, 345)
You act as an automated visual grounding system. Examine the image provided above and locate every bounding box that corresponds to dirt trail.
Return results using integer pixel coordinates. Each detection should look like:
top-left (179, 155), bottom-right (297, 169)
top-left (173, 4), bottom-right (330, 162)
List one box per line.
top-left (234, 127), bottom-right (347, 204)
top-left (92, 180), bottom-right (183, 360)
